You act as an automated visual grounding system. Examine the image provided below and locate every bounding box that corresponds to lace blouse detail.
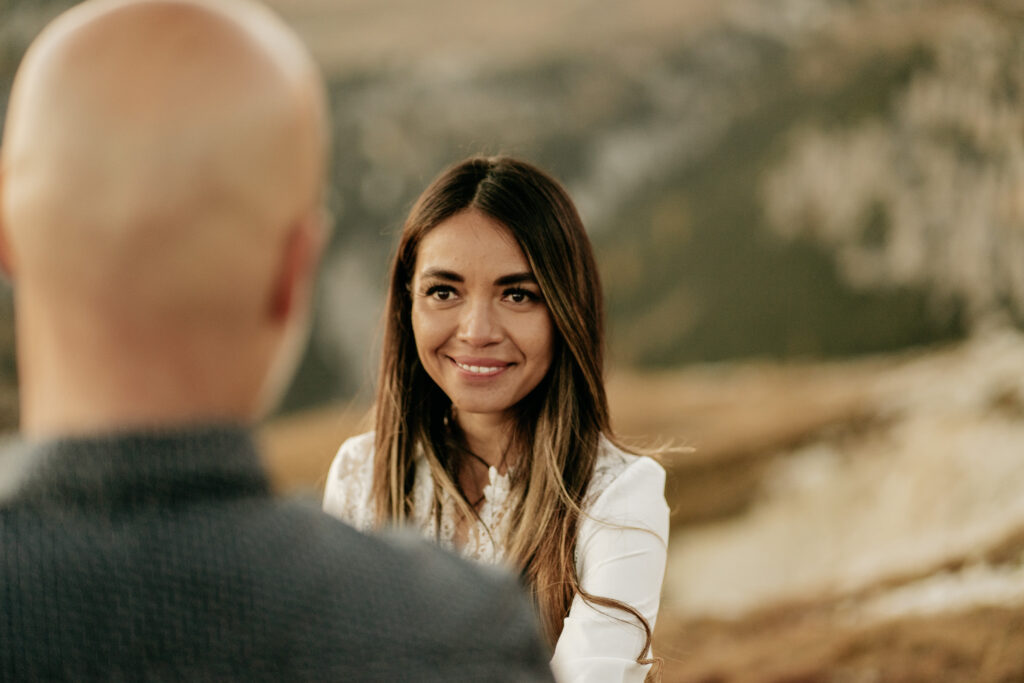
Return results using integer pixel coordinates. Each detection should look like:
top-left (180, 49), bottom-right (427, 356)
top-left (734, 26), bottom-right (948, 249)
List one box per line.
top-left (322, 432), bottom-right (377, 531)
top-left (409, 460), bottom-right (516, 563)
top-left (324, 432), bottom-right (669, 683)
top-left (584, 443), bottom-right (632, 508)
top-left (323, 433), bottom-right (637, 569)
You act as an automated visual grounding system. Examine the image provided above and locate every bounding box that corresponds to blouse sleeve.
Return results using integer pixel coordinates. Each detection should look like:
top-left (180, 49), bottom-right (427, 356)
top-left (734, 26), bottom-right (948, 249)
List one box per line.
top-left (322, 431), bottom-right (377, 531)
top-left (550, 456), bottom-right (670, 683)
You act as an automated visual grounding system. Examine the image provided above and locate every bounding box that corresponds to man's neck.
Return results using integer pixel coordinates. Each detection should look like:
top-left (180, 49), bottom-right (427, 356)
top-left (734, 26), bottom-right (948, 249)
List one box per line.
top-left (16, 304), bottom-right (268, 439)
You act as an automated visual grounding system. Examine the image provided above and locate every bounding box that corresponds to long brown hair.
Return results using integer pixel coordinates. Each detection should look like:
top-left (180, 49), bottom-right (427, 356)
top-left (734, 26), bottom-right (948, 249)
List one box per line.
top-left (373, 155), bottom-right (656, 669)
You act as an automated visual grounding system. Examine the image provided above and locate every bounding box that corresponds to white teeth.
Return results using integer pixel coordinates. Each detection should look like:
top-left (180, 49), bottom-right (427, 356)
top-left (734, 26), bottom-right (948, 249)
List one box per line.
top-left (455, 361), bottom-right (503, 375)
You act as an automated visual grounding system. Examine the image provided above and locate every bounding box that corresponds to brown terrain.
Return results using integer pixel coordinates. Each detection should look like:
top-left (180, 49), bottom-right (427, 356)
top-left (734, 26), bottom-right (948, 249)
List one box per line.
top-left (262, 328), bottom-right (1024, 682)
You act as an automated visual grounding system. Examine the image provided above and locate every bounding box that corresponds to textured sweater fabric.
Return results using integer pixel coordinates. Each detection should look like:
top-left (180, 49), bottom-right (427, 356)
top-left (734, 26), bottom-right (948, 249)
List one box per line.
top-left (0, 425), bottom-right (554, 682)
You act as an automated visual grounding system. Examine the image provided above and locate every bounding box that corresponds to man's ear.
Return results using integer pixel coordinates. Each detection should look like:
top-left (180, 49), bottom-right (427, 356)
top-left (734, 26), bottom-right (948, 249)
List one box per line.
top-left (0, 168), bottom-right (15, 283)
top-left (267, 207), bottom-right (326, 324)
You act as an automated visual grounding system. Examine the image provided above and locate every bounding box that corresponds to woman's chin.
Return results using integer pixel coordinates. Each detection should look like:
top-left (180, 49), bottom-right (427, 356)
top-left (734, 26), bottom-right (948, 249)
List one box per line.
top-left (449, 401), bottom-right (517, 424)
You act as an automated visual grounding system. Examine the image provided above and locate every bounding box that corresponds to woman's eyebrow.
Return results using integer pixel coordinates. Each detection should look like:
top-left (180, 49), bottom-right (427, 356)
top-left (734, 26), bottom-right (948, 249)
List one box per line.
top-left (494, 272), bottom-right (537, 286)
top-left (419, 268), bottom-right (463, 282)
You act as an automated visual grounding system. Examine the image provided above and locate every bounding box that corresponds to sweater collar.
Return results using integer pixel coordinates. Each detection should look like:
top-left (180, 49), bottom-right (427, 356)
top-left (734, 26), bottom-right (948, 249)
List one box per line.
top-left (0, 423), bottom-right (269, 510)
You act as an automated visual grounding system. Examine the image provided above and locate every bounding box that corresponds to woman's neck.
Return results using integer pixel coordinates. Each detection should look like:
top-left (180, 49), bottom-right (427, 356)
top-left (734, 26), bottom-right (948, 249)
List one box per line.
top-left (454, 410), bottom-right (512, 471)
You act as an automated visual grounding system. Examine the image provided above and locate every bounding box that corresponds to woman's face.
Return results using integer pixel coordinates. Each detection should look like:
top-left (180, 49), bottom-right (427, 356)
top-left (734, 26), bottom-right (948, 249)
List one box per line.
top-left (410, 208), bottom-right (554, 425)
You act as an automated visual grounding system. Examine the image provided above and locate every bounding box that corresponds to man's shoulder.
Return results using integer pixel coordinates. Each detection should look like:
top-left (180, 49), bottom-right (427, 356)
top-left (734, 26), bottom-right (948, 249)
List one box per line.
top-left (270, 498), bottom-right (522, 613)
top-left (2, 481), bottom-right (554, 680)
top-left (242, 501), bottom-right (555, 678)
top-left (0, 427), bottom-right (554, 681)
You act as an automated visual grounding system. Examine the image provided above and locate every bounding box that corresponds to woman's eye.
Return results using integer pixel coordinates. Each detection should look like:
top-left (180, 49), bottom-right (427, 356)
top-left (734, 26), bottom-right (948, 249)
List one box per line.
top-left (425, 285), bottom-right (456, 301)
top-left (504, 288), bottom-right (540, 304)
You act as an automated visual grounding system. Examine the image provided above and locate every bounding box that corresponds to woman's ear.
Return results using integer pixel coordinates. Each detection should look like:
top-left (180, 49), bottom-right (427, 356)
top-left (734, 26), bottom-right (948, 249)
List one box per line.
top-left (0, 169), bottom-right (15, 283)
top-left (267, 207), bottom-right (326, 324)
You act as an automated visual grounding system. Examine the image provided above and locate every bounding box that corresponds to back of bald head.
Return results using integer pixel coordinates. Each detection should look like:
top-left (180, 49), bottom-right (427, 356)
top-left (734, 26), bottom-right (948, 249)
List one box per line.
top-left (1, 0), bottom-right (328, 321)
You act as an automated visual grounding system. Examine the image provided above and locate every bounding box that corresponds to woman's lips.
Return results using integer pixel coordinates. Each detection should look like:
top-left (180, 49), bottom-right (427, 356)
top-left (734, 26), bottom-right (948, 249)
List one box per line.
top-left (449, 357), bottom-right (512, 376)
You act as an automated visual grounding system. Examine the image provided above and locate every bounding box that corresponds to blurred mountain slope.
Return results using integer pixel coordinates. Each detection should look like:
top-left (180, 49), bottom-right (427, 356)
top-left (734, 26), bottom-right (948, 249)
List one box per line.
top-left (1, 0), bottom-right (1021, 415)
top-left (272, 0), bottom-right (1022, 403)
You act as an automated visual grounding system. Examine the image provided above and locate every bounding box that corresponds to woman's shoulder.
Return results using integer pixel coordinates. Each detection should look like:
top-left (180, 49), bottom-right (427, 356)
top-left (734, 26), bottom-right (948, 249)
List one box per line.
top-left (587, 437), bottom-right (666, 504)
top-left (327, 431), bottom-right (376, 477)
top-left (322, 431), bottom-right (376, 526)
top-left (583, 437), bottom-right (669, 537)
top-left (338, 430), bottom-right (377, 455)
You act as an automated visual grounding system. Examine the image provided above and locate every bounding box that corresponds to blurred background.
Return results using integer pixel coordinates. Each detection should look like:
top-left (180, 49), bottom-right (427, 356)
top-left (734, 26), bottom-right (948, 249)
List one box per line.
top-left (4, 0), bottom-right (1024, 679)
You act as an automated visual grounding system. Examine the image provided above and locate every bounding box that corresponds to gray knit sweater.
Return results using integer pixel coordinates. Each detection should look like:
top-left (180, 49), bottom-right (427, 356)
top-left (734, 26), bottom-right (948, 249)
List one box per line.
top-left (0, 425), bottom-right (553, 682)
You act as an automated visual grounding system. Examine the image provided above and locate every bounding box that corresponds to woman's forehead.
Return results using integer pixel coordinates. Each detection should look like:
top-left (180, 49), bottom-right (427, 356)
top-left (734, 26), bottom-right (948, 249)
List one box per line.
top-left (414, 209), bottom-right (531, 278)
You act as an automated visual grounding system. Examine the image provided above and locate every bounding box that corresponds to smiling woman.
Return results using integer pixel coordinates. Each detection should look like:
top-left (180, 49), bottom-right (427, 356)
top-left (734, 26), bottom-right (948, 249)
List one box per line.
top-left (322, 156), bottom-right (669, 683)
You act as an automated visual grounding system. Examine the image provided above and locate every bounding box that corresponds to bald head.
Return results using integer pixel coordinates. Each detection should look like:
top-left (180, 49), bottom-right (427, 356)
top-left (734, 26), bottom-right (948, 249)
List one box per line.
top-left (0, 0), bottom-right (331, 434)
top-left (1, 0), bottom-right (328, 315)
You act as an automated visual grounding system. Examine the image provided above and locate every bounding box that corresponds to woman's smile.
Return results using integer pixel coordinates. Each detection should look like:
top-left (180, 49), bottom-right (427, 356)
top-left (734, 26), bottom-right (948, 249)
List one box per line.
top-left (450, 357), bottom-right (512, 377)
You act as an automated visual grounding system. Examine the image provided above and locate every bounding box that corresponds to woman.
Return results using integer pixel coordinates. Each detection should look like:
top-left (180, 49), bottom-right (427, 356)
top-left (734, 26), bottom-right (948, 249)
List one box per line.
top-left (323, 156), bottom-right (669, 682)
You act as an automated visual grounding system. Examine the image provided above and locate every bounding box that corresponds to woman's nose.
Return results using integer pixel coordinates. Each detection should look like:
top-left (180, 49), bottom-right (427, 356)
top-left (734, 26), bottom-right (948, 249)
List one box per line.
top-left (457, 299), bottom-right (502, 346)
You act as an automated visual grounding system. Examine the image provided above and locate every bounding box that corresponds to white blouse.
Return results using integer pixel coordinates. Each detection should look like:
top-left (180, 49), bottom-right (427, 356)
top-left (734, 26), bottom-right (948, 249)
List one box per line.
top-left (323, 432), bottom-right (670, 683)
